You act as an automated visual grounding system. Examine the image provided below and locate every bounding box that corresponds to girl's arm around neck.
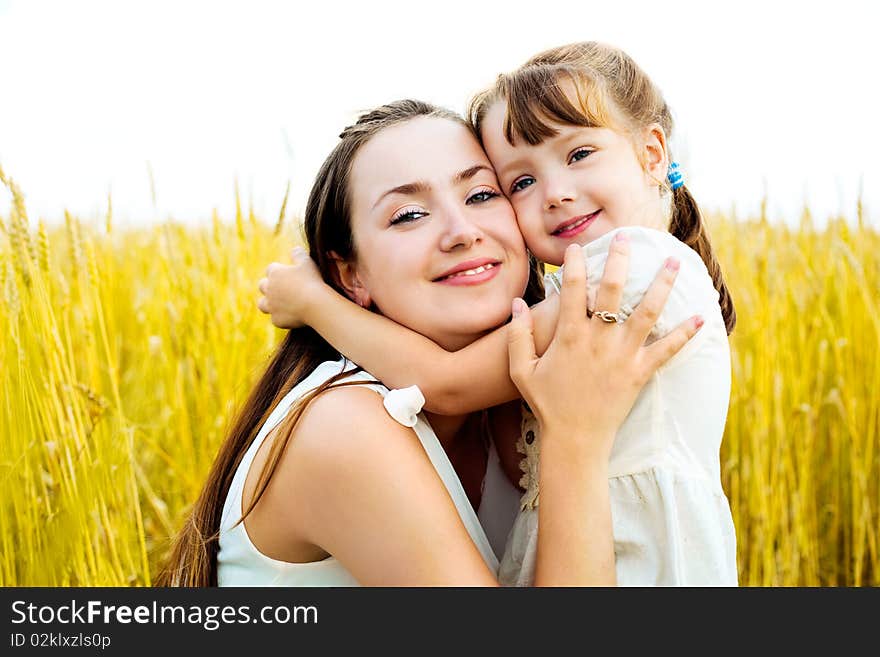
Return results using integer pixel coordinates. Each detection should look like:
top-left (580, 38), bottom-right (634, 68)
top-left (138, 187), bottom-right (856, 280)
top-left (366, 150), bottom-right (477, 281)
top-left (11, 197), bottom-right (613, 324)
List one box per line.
top-left (258, 249), bottom-right (560, 415)
top-left (304, 289), bottom-right (562, 415)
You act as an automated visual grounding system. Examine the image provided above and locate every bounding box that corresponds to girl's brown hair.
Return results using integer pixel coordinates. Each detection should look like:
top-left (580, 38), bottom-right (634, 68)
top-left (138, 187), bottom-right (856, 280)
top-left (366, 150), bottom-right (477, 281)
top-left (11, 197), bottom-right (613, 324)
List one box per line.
top-left (469, 41), bottom-right (736, 334)
top-left (155, 99), bottom-right (545, 586)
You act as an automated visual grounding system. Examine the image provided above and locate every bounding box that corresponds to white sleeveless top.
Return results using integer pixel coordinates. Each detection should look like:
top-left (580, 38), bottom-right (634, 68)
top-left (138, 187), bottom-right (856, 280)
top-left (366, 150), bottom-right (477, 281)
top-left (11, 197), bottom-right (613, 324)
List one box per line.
top-left (217, 358), bottom-right (502, 586)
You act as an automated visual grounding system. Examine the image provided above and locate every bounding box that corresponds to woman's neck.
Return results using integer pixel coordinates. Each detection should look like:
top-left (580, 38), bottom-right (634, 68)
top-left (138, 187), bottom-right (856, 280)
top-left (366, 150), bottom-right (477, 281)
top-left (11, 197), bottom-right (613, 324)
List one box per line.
top-left (423, 409), bottom-right (488, 514)
top-left (422, 410), bottom-right (470, 450)
top-left (433, 328), bottom-right (493, 354)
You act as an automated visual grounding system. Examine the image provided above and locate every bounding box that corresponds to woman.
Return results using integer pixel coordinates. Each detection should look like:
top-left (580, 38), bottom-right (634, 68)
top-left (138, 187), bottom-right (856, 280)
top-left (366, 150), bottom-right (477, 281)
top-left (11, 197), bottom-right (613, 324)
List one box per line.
top-left (155, 100), bottom-right (699, 586)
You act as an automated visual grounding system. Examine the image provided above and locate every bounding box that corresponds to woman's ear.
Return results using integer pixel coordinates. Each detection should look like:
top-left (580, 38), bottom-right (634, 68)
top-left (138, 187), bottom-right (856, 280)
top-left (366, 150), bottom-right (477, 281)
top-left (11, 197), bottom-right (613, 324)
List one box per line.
top-left (328, 251), bottom-right (372, 308)
top-left (641, 123), bottom-right (670, 187)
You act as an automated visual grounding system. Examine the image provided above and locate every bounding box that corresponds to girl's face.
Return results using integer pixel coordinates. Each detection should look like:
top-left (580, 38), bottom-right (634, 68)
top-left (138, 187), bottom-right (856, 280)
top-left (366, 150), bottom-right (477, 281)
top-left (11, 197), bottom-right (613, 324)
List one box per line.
top-left (342, 116), bottom-right (530, 352)
top-left (480, 100), bottom-right (669, 266)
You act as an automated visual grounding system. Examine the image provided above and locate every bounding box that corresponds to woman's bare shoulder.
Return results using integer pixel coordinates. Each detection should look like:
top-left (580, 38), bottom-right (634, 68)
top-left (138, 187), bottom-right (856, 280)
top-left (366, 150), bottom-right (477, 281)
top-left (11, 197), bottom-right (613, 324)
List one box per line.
top-left (288, 383), bottom-right (420, 468)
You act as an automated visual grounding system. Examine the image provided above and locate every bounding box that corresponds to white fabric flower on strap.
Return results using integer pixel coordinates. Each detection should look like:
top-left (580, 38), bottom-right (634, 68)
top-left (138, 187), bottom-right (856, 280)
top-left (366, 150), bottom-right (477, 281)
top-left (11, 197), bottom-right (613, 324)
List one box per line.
top-left (382, 385), bottom-right (426, 428)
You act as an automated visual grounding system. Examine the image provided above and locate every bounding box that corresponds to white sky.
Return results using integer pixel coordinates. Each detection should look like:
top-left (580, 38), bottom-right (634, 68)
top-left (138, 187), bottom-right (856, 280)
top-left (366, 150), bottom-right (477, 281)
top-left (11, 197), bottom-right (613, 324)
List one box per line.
top-left (0, 0), bottom-right (876, 228)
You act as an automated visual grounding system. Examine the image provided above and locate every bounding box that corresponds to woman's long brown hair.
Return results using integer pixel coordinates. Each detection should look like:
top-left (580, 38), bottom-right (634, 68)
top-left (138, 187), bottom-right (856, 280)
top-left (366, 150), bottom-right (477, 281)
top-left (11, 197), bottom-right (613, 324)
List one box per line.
top-left (470, 42), bottom-right (736, 334)
top-left (154, 100), bottom-right (546, 586)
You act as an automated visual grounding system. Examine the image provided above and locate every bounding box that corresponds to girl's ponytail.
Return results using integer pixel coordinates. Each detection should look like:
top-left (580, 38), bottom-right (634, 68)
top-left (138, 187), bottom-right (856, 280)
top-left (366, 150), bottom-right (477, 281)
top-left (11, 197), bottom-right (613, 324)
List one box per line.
top-left (669, 185), bottom-right (736, 334)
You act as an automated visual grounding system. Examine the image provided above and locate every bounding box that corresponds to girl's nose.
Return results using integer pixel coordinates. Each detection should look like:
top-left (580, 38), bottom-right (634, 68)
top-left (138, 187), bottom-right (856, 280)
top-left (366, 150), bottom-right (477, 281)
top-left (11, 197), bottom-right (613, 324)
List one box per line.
top-left (544, 180), bottom-right (577, 210)
top-left (439, 207), bottom-right (483, 252)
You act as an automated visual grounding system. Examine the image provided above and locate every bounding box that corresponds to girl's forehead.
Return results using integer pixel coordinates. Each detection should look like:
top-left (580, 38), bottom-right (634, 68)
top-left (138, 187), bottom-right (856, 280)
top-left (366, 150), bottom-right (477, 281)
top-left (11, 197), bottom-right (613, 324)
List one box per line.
top-left (483, 105), bottom-right (615, 162)
top-left (481, 73), bottom-right (627, 149)
top-left (485, 100), bottom-right (614, 142)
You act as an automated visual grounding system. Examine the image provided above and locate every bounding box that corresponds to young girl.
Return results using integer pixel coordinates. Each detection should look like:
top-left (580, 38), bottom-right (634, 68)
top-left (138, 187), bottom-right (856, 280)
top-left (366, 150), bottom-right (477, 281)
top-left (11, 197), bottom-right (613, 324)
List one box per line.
top-left (259, 42), bottom-right (738, 586)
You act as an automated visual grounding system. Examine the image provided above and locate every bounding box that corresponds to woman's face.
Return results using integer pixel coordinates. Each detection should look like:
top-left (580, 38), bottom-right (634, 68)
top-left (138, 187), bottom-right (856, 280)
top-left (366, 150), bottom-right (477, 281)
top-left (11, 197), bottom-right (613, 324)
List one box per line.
top-left (343, 116), bottom-right (529, 351)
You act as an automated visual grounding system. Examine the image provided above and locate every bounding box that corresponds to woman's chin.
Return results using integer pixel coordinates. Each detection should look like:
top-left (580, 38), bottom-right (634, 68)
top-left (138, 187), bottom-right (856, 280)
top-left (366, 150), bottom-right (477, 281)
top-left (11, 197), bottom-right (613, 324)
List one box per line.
top-left (383, 288), bottom-right (517, 349)
top-left (447, 308), bottom-right (513, 338)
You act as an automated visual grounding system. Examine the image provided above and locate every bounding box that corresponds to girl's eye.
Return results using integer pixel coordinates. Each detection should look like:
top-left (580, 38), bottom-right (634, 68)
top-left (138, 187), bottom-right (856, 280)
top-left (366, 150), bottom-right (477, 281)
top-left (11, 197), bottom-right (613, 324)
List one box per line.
top-left (569, 147), bottom-right (594, 164)
top-left (466, 189), bottom-right (500, 205)
top-left (390, 208), bottom-right (428, 226)
top-left (510, 176), bottom-right (535, 194)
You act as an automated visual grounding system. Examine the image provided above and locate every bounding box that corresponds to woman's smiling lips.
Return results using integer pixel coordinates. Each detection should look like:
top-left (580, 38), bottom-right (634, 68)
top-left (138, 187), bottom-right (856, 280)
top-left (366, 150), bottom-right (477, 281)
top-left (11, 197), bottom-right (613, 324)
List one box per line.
top-left (433, 257), bottom-right (502, 286)
top-left (552, 210), bottom-right (601, 238)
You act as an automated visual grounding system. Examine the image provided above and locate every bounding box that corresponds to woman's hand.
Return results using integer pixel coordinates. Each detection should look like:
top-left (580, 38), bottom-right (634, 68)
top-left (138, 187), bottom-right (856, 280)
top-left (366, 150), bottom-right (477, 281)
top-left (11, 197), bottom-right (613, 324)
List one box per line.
top-left (507, 233), bottom-right (704, 462)
top-left (257, 247), bottom-right (328, 329)
top-left (508, 233), bottom-right (704, 586)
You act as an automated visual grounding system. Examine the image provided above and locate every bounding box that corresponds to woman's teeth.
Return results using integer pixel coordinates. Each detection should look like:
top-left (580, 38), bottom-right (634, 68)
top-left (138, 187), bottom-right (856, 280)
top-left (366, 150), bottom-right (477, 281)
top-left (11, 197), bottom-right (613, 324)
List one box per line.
top-left (443, 263), bottom-right (496, 280)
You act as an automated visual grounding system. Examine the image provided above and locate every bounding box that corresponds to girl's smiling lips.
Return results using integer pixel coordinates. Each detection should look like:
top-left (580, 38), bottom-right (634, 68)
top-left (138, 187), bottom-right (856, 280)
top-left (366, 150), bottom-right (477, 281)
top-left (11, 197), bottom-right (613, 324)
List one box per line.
top-left (552, 210), bottom-right (601, 238)
top-left (433, 257), bottom-right (502, 285)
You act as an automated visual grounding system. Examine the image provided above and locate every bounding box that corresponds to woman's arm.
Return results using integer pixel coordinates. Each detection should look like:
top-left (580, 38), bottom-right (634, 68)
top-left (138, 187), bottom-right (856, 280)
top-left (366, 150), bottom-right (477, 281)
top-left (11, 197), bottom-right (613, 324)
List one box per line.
top-left (259, 248), bottom-right (560, 415)
top-left (506, 237), bottom-right (704, 585)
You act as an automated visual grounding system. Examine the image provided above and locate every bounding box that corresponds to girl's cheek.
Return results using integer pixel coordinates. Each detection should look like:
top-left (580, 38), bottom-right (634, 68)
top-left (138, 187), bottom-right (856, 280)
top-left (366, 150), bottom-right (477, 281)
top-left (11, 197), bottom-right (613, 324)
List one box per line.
top-left (517, 211), bottom-right (544, 237)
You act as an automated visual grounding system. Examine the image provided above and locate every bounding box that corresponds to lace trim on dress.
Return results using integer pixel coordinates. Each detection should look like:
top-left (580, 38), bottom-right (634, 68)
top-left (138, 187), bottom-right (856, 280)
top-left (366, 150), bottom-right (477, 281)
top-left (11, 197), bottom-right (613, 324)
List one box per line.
top-left (516, 400), bottom-right (541, 510)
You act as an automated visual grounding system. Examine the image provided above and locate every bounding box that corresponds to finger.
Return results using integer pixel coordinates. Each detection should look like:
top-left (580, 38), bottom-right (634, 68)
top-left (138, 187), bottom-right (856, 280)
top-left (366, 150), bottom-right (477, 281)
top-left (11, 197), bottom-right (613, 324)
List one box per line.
top-left (557, 243), bottom-right (588, 338)
top-left (507, 298), bottom-right (538, 388)
top-left (644, 315), bottom-right (703, 371)
top-left (257, 296), bottom-right (269, 314)
top-left (265, 262), bottom-right (281, 277)
top-left (258, 277), bottom-right (268, 295)
top-left (290, 246), bottom-right (307, 262)
top-left (625, 256), bottom-right (680, 349)
top-left (593, 231), bottom-right (630, 315)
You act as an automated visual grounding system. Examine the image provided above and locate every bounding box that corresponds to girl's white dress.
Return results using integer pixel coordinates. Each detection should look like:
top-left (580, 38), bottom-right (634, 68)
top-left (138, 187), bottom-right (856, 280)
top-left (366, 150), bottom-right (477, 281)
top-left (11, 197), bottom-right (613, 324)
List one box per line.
top-left (217, 358), bottom-right (516, 586)
top-left (499, 226), bottom-right (739, 586)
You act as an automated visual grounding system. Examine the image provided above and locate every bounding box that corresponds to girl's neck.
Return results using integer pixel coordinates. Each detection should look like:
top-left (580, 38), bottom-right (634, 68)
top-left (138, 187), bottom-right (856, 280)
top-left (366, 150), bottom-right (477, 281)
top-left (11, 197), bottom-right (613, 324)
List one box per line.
top-left (612, 215), bottom-right (669, 237)
top-left (611, 193), bottom-right (672, 237)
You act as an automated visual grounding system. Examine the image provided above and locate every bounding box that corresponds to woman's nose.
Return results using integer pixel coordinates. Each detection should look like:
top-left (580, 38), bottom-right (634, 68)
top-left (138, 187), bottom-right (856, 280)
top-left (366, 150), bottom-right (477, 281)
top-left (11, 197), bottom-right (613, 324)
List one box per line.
top-left (439, 207), bottom-right (483, 252)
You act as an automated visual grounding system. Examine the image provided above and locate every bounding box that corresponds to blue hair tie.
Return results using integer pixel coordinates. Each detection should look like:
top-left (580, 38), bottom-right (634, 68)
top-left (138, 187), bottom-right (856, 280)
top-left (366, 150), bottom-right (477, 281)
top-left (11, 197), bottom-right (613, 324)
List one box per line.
top-left (667, 161), bottom-right (684, 190)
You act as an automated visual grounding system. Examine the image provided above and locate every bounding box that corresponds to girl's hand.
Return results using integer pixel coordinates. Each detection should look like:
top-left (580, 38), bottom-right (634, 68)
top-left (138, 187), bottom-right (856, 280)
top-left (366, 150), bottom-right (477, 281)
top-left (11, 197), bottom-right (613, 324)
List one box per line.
top-left (257, 247), bottom-right (328, 329)
top-left (506, 234), bottom-right (704, 462)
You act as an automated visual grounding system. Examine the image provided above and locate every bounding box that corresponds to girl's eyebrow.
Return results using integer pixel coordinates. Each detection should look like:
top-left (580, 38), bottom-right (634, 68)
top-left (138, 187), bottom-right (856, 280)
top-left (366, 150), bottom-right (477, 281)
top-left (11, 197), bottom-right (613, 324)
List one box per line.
top-left (496, 158), bottom-right (529, 181)
top-left (496, 128), bottom-right (602, 181)
top-left (372, 164), bottom-right (494, 210)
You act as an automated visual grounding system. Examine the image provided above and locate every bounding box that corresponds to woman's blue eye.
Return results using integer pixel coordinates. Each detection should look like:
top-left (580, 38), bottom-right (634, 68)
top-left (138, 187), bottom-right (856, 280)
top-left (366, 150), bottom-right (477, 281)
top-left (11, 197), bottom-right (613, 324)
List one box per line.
top-left (390, 209), bottom-right (428, 225)
top-left (466, 190), bottom-right (499, 205)
top-left (569, 148), bottom-right (594, 163)
top-left (510, 177), bottom-right (535, 194)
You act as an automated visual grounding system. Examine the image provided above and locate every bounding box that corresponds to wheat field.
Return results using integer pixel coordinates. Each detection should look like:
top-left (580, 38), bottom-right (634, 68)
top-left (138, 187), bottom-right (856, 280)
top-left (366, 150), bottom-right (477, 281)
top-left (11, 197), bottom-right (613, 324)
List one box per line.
top-left (1, 168), bottom-right (878, 586)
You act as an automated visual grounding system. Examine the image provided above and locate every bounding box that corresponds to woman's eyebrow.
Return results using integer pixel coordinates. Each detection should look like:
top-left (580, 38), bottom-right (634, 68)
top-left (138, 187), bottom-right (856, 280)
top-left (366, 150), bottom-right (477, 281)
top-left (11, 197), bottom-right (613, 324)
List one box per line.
top-left (453, 164), bottom-right (493, 184)
top-left (371, 165), bottom-right (494, 210)
top-left (372, 181), bottom-right (430, 210)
